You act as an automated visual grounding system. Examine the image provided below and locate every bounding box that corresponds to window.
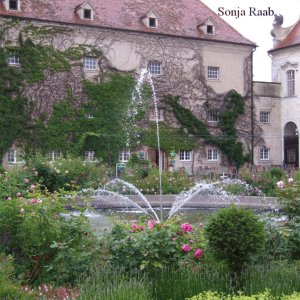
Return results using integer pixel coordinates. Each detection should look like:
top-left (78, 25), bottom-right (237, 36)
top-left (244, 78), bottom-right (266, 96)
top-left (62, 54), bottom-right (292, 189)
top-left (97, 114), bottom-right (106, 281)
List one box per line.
top-left (9, 0), bottom-right (18, 10)
top-left (85, 150), bottom-right (96, 162)
top-left (149, 17), bottom-right (157, 28)
top-left (48, 150), bottom-right (62, 162)
top-left (83, 57), bottom-right (97, 70)
top-left (286, 70), bottom-right (295, 97)
top-left (7, 51), bottom-right (20, 65)
top-left (179, 150), bottom-right (192, 161)
top-left (259, 111), bottom-right (270, 124)
top-left (7, 148), bottom-right (24, 164)
top-left (207, 110), bottom-right (219, 122)
top-left (207, 149), bottom-right (218, 161)
top-left (149, 108), bottom-right (164, 121)
top-left (206, 25), bottom-right (214, 34)
top-left (85, 113), bottom-right (94, 119)
top-left (260, 148), bottom-right (270, 160)
top-left (207, 67), bottom-right (219, 80)
top-left (83, 8), bottom-right (92, 19)
top-left (119, 150), bottom-right (130, 162)
top-left (148, 61), bottom-right (161, 75)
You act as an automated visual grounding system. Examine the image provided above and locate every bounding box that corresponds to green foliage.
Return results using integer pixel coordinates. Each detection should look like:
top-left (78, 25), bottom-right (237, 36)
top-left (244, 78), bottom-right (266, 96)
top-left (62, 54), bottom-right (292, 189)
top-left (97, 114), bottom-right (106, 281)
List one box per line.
top-left (121, 167), bottom-right (194, 194)
top-left (164, 92), bottom-right (249, 170)
top-left (142, 123), bottom-right (197, 151)
top-left (108, 219), bottom-right (204, 271)
top-left (0, 190), bottom-right (99, 286)
top-left (205, 205), bottom-right (266, 275)
top-left (286, 217), bottom-right (300, 260)
top-left (187, 290), bottom-right (300, 300)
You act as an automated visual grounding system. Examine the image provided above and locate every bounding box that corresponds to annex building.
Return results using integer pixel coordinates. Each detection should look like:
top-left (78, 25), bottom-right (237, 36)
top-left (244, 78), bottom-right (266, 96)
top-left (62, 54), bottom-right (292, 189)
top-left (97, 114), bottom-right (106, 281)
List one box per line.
top-left (0, 0), bottom-right (299, 176)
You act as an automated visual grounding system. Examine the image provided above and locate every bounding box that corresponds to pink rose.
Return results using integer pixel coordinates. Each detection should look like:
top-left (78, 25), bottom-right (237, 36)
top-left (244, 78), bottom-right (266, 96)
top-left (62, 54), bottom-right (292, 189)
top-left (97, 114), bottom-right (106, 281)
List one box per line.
top-left (131, 223), bottom-right (139, 229)
top-left (16, 192), bottom-right (22, 197)
top-left (30, 198), bottom-right (38, 204)
top-left (194, 248), bottom-right (203, 259)
top-left (147, 220), bottom-right (158, 230)
top-left (181, 223), bottom-right (193, 232)
top-left (181, 244), bottom-right (191, 253)
top-left (24, 178), bottom-right (30, 183)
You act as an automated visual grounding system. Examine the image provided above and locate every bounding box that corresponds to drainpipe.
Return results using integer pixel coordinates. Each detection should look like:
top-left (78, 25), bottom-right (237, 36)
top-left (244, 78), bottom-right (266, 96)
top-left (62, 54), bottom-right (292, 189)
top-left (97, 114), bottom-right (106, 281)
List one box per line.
top-left (250, 47), bottom-right (256, 167)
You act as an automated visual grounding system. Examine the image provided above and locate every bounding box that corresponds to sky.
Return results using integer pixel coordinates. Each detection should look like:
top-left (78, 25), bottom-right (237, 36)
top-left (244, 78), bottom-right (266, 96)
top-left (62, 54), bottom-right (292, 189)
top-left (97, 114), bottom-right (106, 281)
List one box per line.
top-left (201, 0), bottom-right (300, 81)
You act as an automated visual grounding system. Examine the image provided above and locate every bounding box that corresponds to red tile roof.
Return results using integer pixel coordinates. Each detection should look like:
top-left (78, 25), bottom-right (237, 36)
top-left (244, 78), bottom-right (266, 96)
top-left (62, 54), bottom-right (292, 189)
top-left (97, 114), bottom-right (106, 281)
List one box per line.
top-left (270, 19), bottom-right (300, 52)
top-left (0, 0), bottom-right (255, 46)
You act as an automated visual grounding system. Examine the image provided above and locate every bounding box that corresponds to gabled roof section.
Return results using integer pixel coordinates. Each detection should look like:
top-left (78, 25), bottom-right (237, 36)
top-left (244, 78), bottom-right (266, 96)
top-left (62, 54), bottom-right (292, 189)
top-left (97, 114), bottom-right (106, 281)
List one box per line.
top-left (75, 1), bottom-right (94, 11)
top-left (270, 19), bottom-right (300, 52)
top-left (0, 0), bottom-right (255, 46)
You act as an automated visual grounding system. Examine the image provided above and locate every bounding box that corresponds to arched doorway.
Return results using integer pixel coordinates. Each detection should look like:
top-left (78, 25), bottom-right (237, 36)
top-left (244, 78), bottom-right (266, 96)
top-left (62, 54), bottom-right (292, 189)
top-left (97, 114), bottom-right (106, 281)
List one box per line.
top-left (284, 122), bottom-right (299, 168)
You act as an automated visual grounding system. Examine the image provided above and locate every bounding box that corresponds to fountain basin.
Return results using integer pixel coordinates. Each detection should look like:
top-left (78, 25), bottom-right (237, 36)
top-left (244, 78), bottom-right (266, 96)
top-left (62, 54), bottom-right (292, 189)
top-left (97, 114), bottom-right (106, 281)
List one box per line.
top-left (87, 195), bottom-right (278, 210)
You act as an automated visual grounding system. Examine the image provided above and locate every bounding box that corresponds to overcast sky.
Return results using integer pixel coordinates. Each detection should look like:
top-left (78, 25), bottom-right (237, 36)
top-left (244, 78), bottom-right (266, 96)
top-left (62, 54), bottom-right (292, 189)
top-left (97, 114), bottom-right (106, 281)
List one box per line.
top-left (201, 0), bottom-right (300, 81)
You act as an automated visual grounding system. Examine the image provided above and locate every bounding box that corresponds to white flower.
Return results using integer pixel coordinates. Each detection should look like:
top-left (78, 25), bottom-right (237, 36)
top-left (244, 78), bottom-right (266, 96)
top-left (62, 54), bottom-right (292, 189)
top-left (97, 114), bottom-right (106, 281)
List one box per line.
top-left (288, 178), bottom-right (294, 183)
top-left (277, 181), bottom-right (284, 189)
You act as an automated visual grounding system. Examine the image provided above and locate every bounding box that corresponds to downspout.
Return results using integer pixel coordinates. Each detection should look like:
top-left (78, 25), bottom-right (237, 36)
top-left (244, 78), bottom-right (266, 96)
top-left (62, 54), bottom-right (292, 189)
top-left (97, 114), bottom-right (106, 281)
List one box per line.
top-left (251, 47), bottom-right (256, 167)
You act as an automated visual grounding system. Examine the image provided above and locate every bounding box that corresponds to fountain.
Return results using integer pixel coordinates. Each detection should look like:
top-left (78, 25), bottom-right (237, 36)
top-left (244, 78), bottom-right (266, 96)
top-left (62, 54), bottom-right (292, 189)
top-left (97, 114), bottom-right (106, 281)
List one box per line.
top-left (81, 69), bottom-right (279, 223)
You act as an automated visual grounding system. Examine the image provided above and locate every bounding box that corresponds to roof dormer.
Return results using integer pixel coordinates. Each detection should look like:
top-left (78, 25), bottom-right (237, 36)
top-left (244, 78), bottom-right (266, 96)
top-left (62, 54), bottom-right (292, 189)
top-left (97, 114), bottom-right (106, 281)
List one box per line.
top-left (75, 1), bottom-right (95, 21)
top-left (4, 0), bottom-right (21, 11)
top-left (198, 17), bottom-right (216, 35)
top-left (141, 11), bottom-right (159, 28)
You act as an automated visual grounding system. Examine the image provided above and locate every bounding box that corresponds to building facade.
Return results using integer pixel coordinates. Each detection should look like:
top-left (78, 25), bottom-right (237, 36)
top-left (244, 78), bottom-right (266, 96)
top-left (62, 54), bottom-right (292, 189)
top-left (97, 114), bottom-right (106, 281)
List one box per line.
top-left (0, 0), bottom-right (283, 175)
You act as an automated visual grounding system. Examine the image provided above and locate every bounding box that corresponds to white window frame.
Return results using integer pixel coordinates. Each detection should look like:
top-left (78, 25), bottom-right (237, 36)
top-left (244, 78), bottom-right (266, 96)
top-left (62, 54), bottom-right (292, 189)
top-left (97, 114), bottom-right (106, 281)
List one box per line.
top-left (119, 150), bottom-right (130, 162)
top-left (207, 149), bottom-right (219, 161)
top-left (85, 113), bottom-right (95, 119)
top-left (286, 70), bottom-right (295, 97)
top-left (85, 150), bottom-right (97, 162)
top-left (207, 66), bottom-right (219, 80)
top-left (7, 50), bottom-right (20, 65)
top-left (260, 148), bottom-right (270, 161)
top-left (7, 148), bottom-right (24, 164)
top-left (148, 61), bottom-right (162, 75)
top-left (83, 57), bottom-right (97, 70)
top-left (179, 150), bottom-right (192, 161)
top-left (259, 111), bottom-right (270, 124)
top-left (48, 150), bottom-right (62, 162)
top-left (207, 110), bottom-right (219, 122)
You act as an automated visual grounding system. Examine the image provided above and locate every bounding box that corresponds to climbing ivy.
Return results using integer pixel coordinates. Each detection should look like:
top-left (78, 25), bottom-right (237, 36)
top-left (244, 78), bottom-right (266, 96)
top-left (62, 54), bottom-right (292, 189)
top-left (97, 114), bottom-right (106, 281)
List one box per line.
top-left (141, 123), bottom-right (197, 152)
top-left (164, 92), bottom-right (250, 170)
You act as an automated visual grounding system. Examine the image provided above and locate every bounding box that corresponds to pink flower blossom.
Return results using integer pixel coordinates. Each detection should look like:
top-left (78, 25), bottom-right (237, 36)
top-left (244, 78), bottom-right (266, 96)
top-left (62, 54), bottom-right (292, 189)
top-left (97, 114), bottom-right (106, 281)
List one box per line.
top-left (147, 220), bottom-right (158, 230)
top-left (194, 248), bottom-right (203, 259)
top-left (288, 178), bottom-right (294, 183)
top-left (30, 198), bottom-right (38, 204)
top-left (181, 223), bottom-right (193, 232)
top-left (181, 244), bottom-right (191, 253)
top-left (30, 184), bottom-right (37, 190)
top-left (277, 181), bottom-right (284, 189)
top-left (24, 178), bottom-right (30, 183)
top-left (16, 192), bottom-right (22, 197)
top-left (189, 240), bottom-right (194, 243)
top-left (131, 223), bottom-right (139, 229)
top-left (172, 237), bottom-right (177, 241)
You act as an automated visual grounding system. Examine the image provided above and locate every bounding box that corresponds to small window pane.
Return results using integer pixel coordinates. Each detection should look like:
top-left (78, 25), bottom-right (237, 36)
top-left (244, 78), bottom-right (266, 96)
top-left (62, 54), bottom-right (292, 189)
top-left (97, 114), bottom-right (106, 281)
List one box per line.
top-left (207, 149), bottom-right (218, 161)
top-left (119, 150), bottom-right (130, 162)
top-left (148, 61), bottom-right (161, 75)
top-left (260, 148), bottom-right (270, 160)
top-left (83, 57), bottom-right (97, 70)
top-left (207, 25), bottom-right (214, 34)
top-left (48, 150), bottom-right (62, 162)
top-left (207, 67), bottom-right (219, 80)
top-left (207, 110), bottom-right (219, 122)
top-left (149, 18), bottom-right (157, 27)
top-left (84, 9), bottom-right (92, 19)
top-left (7, 51), bottom-right (20, 65)
top-left (287, 70), bottom-right (295, 97)
top-left (9, 0), bottom-right (18, 10)
top-left (85, 151), bottom-right (96, 162)
top-left (260, 111), bottom-right (270, 123)
top-left (179, 150), bottom-right (192, 161)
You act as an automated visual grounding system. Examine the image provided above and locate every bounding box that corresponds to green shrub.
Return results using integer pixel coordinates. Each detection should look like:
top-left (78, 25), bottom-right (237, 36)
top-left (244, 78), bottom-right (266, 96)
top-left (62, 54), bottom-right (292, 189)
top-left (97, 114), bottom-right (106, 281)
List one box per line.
top-left (186, 290), bottom-right (300, 300)
top-left (121, 167), bottom-right (194, 194)
top-left (108, 219), bottom-right (204, 271)
top-left (286, 217), bottom-right (300, 260)
top-left (205, 205), bottom-right (266, 275)
top-left (0, 189), bottom-right (99, 286)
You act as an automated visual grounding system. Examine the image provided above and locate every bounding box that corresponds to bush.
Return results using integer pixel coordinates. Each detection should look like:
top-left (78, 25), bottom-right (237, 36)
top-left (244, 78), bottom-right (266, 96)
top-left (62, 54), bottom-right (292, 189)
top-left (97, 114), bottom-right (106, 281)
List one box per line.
top-left (205, 205), bottom-right (266, 275)
top-left (121, 167), bottom-right (194, 194)
top-left (0, 189), bottom-right (99, 286)
top-left (187, 290), bottom-right (300, 300)
top-left (108, 218), bottom-right (204, 271)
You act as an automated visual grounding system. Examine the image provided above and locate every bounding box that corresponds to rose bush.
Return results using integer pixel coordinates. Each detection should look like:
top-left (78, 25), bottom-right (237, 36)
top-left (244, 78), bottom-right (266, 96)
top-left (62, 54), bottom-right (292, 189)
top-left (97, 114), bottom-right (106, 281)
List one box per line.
top-left (108, 218), bottom-right (204, 271)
